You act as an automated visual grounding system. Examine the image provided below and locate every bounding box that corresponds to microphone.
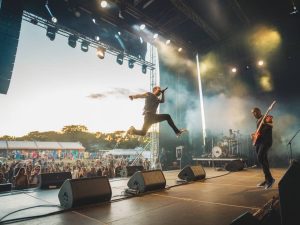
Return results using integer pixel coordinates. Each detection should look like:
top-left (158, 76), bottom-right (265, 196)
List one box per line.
top-left (161, 87), bottom-right (168, 93)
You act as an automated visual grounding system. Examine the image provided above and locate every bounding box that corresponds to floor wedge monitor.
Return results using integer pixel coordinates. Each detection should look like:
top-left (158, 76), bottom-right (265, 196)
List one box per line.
top-left (39, 172), bottom-right (72, 189)
top-left (178, 165), bottom-right (206, 181)
top-left (58, 176), bottom-right (112, 209)
top-left (127, 170), bottom-right (166, 193)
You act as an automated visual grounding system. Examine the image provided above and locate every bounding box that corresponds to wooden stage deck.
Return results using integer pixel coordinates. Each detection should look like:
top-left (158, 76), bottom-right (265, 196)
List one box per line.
top-left (0, 167), bottom-right (287, 225)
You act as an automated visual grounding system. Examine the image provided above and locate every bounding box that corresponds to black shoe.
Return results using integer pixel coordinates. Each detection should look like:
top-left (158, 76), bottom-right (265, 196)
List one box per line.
top-left (264, 179), bottom-right (275, 190)
top-left (256, 180), bottom-right (266, 188)
top-left (176, 129), bottom-right (188, 138)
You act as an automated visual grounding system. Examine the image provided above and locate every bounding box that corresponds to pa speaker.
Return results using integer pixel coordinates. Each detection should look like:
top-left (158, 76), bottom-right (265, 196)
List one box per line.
top-left (127, 170), bottom-right (166, 193)
top-left (0, 0), bottom-right (23, 94)
top-left (178, 165), bottom-right (206, 181)
top-left (58, 176), bottom-right (111, 209)
top-left (126, 165), bottom-right (144, 176)
top-left (39, 172), bottom-right (72, 189)
top-left (0, 183), bottom-right (12, 193)
top-left (278, 160), bottom-right (300, 225)
top-left (230, 212), bottom-right (259, 225)
top-left (225, 159), bottom-right (244, 172)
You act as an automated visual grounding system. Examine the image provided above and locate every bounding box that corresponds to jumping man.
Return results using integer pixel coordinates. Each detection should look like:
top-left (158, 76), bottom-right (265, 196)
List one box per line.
top-left (127, 86), bottom-right (187, 137)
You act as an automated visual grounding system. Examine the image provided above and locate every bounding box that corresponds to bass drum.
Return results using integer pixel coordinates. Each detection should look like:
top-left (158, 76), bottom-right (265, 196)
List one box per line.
top-left (212, 146), bottom-right (223, 158)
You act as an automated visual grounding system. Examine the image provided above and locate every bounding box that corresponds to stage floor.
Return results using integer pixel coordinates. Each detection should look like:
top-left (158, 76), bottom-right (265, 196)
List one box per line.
top-left (0, 167), bottom-right (286, 225)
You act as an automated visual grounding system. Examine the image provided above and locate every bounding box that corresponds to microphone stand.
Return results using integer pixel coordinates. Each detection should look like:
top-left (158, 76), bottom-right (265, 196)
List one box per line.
top-left (287, 129), bottom-right (300, 164)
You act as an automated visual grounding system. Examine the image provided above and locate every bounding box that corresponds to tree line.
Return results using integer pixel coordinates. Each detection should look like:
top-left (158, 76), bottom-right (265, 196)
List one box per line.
top-left (0, 125), bottom-right (150, 151)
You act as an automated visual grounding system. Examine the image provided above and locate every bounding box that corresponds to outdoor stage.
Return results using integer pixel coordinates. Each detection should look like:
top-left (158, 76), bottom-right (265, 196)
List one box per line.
top-left (0, 167), bottom-right (286, 225)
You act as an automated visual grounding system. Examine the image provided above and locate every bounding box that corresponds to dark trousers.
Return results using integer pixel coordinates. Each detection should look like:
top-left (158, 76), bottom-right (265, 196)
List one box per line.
top-left (132, 113), bottom-right (180, 136)
top-left (255, 143), bottom-right (273, 182)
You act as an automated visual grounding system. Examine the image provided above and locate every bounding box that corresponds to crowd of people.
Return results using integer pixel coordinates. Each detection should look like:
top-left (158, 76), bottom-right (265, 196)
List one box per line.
top-left (0, 153), bottom-right (152, 190)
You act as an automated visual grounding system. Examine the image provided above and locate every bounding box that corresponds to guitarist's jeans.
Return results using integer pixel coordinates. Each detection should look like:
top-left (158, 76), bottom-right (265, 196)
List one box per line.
top-left (255, 143), bottom-right (273, 182)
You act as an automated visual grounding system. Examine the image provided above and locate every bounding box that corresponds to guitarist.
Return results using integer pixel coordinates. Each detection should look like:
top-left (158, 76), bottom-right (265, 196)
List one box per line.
top-left (251, 107), bottom-right (275, 190)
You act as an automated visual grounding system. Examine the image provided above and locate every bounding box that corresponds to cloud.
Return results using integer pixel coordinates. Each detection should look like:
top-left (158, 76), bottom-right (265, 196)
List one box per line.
top-left (87, 93), bottom-right (106, 99)
top-left (87, 88), bottom-right (148, 100)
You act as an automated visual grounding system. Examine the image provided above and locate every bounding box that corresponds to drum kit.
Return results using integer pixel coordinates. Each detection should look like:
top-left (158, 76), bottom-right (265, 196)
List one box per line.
top-left (210, 129), bottom-right (240, 158)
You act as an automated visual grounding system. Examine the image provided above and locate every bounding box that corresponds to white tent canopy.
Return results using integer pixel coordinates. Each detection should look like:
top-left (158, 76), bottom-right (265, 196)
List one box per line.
top-left (0, 141), bottom-right (85, 151)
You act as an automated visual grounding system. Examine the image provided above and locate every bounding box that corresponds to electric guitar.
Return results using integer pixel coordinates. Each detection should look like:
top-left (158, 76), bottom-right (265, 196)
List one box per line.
top-left (252, 101), bottom-right (276, 146)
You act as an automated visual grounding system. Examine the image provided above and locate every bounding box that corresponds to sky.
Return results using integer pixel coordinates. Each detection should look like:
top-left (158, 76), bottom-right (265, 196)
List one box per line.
top-left (0, 21), bottom-right (151, 136)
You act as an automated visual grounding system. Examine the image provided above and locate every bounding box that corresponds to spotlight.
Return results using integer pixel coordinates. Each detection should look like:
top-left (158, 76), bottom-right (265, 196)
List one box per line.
top-left (178, 47), bottom-right (182, 52)
top-left (51, 16), bottom-right (57, 23)
top-left (95, 36), bottom-right (100, 41)
top-left (116, 53), bottom-right (124, 65)
top-left (97, 46), bottom-right (106, 59)
top-left (231, 67), bottom-right (237, 73)
top-left (46, 26), bottom-right (57, 41)
top-left (166, 39), bottom-right (171, 45)
top-left (139, 24), bottom-right (146, 30)
top-left (258, 60), bottom-right (264, 66)
top-left (142, 64), bottom-right (147, 74)
top-left (100, 0), bottom-right (108, 8)
top-left (81, 40), bottom-right (89, 52)
top-left (68, 35), bottom-right (78, 48)
top-left (30, 18), bottom-right (38, 25)
top-left (153, 33), bottom-right (158, 39)
top-left (128, 59), bottom-right (135, 69)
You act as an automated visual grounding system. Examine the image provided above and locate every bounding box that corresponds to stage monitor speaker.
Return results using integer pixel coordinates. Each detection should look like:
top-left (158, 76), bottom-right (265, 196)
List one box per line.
top-left (0, 183), bottom-right (12, 193)
top-left (126, 165), bottom-right (144, 177)
top-left (225, 159), bottom-right (244, 172)
top-left (127, 170), bottom-right (166, 193)
top-left (278, 160), bottom-right (300, 225)
top-left (39, 172), bottom-right (72, 189)
top-left (178, 165), bottom-right (206, 181)
top-left (230, 212), bottom-right (259, 225)
top-left (58, 176), bottom-right (112, 209)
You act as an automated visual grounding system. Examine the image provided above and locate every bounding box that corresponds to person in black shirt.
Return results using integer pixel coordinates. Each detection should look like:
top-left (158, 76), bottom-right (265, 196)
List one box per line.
top-left (251, 107), bottom-right (275, 190)
top-left (127, 86), bottom-right (186, 137)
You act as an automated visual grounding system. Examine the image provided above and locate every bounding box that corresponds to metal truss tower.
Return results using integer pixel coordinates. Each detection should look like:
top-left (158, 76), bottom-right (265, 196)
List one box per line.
top-left (149, 45), bottom-right (159, 167)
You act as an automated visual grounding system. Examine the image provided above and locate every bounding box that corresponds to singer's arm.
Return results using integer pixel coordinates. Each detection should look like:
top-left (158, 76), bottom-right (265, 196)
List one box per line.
top-left (129, 93), bottom-right (148, 100)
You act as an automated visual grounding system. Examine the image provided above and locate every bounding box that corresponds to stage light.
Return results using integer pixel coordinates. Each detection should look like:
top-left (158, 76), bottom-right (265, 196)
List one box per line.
top-left (231, 67), bottom-right (237, 73)
top-left (153, 33), bottom-right (158, 39)
top-left (142, 64), bottom-right (147, 74)
top-left (95, 36), bottom-right (100, 41)
top-left (128, 59), bottom-right (135, 69)
top-left (139, 24), bottom-right (146, 30)
top-left (97, 46), bottom-right (106, 59)
top-left (118, 31), bottom-right (121, 36)
top-left (46, 26), bottom-right (57, 41)
top-left (100, 0), bottom-right (108, 8)
top-left (30, 18), bottom-right (38, 25)
top-left (258, 60), bottom-right (264, 66)
top-left (178, 47), bottom-right (182, 52)
top-left (51, 16), bottom-right (57, 23)
top-left (116, 53), bottom-right (124, 65)
top-left (81, 41), bottom-right (89, 52)
top-left (68, 35), bottom-right (78, 48)
top-left (166, 39), bottom-right (171, 45)
top-left (92, 18), bottom-right (96, 24)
